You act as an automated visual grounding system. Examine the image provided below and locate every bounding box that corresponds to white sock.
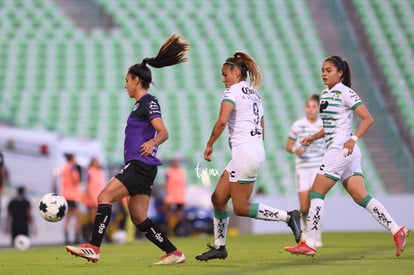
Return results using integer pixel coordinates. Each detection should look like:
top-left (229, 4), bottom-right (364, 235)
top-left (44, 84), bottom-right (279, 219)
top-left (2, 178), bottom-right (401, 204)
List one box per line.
top-left (301, 213), bottom-right (307, 240)
top-left (364, 197), bottom-right (400, 234)
top-left (249, 203), bottom-right (288, 222)
top-left (305, 198), bottom-right (324, 249)
top-left (213, 214), bottom-right (230, 247)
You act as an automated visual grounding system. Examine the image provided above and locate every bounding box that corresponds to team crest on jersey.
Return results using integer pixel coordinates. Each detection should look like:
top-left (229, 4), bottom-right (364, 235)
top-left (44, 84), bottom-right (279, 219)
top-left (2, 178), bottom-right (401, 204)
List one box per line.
top-left (132, 103), bottom-right (139, 111)
top-left (331, 90), bottom-right (341, 100)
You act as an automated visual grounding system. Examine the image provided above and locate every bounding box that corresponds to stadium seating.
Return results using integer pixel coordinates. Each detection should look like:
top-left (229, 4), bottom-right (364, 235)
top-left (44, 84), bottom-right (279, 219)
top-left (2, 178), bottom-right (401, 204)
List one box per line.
top-left (0, 0), bottom-right (386, 194)
top-left (353, 0), bottom-right (414, 137)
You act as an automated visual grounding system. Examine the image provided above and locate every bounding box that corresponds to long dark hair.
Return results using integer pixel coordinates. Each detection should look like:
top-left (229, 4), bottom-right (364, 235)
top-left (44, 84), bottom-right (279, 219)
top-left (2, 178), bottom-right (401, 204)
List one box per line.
top-left (324, 55), bottom-right (351, 87)
top-left (128, 34), bottom-right (190, 89)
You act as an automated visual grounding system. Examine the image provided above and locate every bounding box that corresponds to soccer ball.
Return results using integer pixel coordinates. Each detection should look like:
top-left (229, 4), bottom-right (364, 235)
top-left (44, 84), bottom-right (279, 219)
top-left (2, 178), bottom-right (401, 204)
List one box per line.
top-left (14, 234), bottom-right (31, 250)
top-left (111, 230), bottom-right (127, 244)
top-left (39, 193), bottom-right (68, 222)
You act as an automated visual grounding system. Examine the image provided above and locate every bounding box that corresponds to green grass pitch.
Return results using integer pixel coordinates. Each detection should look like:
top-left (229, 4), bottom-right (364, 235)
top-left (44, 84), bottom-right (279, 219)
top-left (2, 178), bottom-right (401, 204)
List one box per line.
top-left (0, 232), bottom-right (412, 275)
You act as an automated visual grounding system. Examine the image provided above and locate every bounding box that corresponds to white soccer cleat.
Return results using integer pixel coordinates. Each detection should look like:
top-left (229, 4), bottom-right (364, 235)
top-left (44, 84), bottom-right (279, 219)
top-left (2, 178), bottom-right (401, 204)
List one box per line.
top-left (153, 249), bottom-right (186, 265)
top-left (66, 243), bottom-right (100, 263)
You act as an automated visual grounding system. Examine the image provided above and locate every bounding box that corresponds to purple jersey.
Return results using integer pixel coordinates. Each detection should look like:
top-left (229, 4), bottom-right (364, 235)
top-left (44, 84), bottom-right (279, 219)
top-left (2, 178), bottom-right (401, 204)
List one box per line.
top-left (124, 94), bottom-right (162, 166)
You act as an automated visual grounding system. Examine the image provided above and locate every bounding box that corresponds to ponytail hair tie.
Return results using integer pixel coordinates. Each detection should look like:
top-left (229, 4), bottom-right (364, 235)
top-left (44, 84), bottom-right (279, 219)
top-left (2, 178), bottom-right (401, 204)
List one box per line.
top-left (141, 58), bottom-right (150, 67)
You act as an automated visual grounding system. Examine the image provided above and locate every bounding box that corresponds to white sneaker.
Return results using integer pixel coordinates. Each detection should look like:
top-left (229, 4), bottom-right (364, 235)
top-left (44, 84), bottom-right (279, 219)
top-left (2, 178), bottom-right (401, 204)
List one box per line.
top-left (153, 249), bottom-right (186, 265)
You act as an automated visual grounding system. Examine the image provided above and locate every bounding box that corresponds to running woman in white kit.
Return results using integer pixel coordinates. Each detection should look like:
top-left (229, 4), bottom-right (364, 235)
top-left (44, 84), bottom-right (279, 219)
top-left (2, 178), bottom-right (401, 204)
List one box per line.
top-left (195, 51), bottom-right (301, 262)
top-left (285, 94), bottom-right (324, 247)
top-left (285, 55), bottom-right (409, 257)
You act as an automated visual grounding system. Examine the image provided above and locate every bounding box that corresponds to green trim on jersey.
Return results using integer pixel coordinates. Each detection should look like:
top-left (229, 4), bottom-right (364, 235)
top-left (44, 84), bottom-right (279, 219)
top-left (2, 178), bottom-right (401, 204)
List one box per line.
top-left (325, 173), bottom-right (340, 181)
top-left (351, 101), bottom-right (363, 110)
top-left (239, 179), bottom-right (255, 184)
top-left (322, 110), bottom-right (339, 114)
top-left (327, 103), bottom-right (341, 107)
top-left (222, 98), bottom-right (235, 105)
top-left (214, 210), bottom-right (230, 219)
top-left (353, 172), bottom-right (364, 177)
top-left (323, 97), bottom-right (342, 102)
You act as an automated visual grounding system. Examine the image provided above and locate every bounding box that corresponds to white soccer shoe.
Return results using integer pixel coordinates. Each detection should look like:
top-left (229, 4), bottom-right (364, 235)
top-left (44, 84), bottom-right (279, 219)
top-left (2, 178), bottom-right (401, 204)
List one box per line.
top-left (153, 249), bottom-right (186, 265)
top-left (66, 243), bottom-right (100, 263)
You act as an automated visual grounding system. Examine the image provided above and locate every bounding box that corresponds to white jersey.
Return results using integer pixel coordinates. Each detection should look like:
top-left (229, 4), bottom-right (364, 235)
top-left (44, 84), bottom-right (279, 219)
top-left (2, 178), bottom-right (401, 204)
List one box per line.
top-left (288, 117), bottom-right (324, 170)
top-left (319, 82), bottom-right (362, 149)
top-left (222, 81), bottom-right (264, 147)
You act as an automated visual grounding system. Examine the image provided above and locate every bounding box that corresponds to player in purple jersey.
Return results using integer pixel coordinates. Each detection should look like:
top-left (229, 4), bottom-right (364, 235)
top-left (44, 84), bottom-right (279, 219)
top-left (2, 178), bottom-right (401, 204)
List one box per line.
top-left (66, 34), bottom-right (189, 265)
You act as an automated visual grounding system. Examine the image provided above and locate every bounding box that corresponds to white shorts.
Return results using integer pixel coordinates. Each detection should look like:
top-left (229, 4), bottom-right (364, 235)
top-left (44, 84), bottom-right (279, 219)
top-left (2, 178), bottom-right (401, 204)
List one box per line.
top-left (296, 167), bottom-right (318, 192)
top-left (319, 144), bottom-right (363, 182)
top-left (225, 142), bottom-right (265, 183)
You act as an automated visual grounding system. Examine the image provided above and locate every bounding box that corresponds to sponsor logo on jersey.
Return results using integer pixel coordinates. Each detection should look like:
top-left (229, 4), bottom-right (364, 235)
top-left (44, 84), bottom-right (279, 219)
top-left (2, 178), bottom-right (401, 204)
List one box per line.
top-left (320, 100), bottom-right (329, 112)
top-left (241, 86), bottom-right (256, 95)
top-left (148, 100), bottom-right (161, 114)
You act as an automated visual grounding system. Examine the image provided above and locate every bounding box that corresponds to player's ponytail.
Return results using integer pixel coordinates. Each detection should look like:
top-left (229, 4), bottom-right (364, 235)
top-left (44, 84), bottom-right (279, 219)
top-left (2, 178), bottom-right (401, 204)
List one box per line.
top-left (128, 34), bottom-right (190, 89)
top-left (224, 51), bottom-right (262, 89)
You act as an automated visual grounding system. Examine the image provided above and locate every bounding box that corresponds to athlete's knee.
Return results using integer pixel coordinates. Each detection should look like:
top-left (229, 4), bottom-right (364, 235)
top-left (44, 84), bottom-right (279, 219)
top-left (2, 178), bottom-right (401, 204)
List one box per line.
top-left (351, 195), bottom-right (367, 205)
top-left (211, 191), bottom-right (227, 208)
top-left (97, 190), bottom-right (114, 204)
top-left (211, 191), bottom-right (220, 205)
top-left (232, 203), bottom-right (249, 217)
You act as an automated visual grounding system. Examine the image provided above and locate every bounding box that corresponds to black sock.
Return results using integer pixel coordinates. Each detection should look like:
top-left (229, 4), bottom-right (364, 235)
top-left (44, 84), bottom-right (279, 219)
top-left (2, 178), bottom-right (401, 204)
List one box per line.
top-left (137, 218), bottom-right (177, 253)
top-left (90, 204), bottom-right (112, 247)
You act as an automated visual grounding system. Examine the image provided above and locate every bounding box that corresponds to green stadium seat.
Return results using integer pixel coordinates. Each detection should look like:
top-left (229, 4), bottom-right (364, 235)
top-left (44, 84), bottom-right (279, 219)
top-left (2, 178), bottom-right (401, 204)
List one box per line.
top-left (0, 0), bottom-right (392, 194)
top-left (353, 0), bottom-right (414, 138)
